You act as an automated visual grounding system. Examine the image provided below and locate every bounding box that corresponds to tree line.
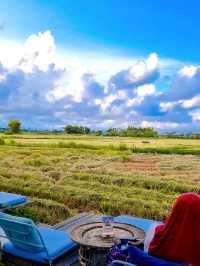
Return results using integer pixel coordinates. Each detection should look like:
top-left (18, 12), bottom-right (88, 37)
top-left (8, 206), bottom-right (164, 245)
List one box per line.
top-left (1, 120), bottom-right (200, 139)
top-left (64, 125), bottom-right (158, 137)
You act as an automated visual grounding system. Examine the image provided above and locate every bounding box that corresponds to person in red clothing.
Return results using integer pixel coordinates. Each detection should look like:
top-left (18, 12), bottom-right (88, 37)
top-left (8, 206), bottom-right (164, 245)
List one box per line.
top-left (148, 192), bottom-right (200, 266)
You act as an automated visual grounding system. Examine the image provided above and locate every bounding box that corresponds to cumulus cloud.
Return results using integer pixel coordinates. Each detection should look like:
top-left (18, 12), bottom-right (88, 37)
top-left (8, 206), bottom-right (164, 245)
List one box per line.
top-left (140, 120), bottom-right (183, 130)
top-left (135, 84), bottom-right (156, 97)
top-left (81, 72), bottom-right (105, 99)
top-left (181, 95), bottom-right (200, 109)
top-left (0, 30), bottom-right (200, 132)
top-left (168, 65), bottom-right (200, 100)
top-left (108, 53), bottom-right (159, 91)
top-left (160, 101), bottom-right (180, 112)
top-left (19, 30), bottom-right (56, 72)
top-left (95, 90), bottom-right (127, 112)
top-left (189, 109), bottom-right (200, 121)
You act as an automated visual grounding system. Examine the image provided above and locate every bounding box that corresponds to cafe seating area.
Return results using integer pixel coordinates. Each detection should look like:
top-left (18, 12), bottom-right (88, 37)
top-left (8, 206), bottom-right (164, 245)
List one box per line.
top-left (0, 192), bottom-right (190, 266)
top-left (0, 210), bottom-right (157, 266)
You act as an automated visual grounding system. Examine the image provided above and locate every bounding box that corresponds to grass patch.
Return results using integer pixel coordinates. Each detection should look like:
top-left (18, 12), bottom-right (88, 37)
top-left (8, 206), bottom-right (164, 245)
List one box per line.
top-left (1, 139), bottom-right (200, 155)
top-left (8, 199), bottom-right (73, 225)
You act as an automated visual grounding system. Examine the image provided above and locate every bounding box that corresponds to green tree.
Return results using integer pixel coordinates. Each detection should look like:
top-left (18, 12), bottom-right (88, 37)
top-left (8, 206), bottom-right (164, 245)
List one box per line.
top-left (95, 130), bottom-right (103, 136)
top-left (8, 119), bottom-right (21, 133)
top-left (64, 125), bottom-right (91, 134)
top-left (106, 128), bottom-right (119, 136)
top-left (142, 127), bottom-right (158, 137)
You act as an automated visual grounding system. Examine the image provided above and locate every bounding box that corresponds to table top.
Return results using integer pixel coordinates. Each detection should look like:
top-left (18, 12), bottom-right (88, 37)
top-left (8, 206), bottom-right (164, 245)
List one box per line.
top-left (70, 222), bottom-right (145, 249)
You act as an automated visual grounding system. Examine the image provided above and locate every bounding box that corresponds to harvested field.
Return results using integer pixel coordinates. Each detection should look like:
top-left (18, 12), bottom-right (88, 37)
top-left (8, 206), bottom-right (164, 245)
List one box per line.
top-left (0, 134), bottom-right (199, 224)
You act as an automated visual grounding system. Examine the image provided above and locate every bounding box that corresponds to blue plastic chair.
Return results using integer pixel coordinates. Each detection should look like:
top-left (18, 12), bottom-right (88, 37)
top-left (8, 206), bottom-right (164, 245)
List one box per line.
top-left (0, 192), bottom-right (27, 209)
top-left (0, 212), bottom-right (76, 265)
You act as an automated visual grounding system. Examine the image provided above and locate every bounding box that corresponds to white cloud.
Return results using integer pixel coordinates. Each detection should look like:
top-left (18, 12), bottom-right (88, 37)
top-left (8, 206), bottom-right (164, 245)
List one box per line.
top-left (129, 53), bottom-right (158, 82)
top-left (19, 30), bottom-right (56, 72)
top-left (140, 121), bottom-right (182, 129)
top-left (126, 97), bottom-right (143, 107)
top-left (95, 90), bottom-right (127, 112)
top-left (189, 109), bottom-right (200, 121)
top-left (159, 94), bottom-right (200, 113)
top-left (136, 84), bottom-right (156, 97)
top-left (125, 83), bottom-right (156, 108)
top-left (0, 74), bottom-right (5, 81)
top-left (109, 53), bottom-right (159, 91)
top-left (178, 65), bottom-right (198, 78)
top-left (146, 53), bottom-right (159, 71)
top-left (181, 95), bottom-right (200, 109)
top-left (0, 40), bottom-right (24, 68)
top-left (0, 30), bottom-right (200, 132)
top-left (47, 69), bottom-right (85, 102)
top-left (169, 64), bottom-right (200, 101)
top-left (160, 101), bottom-right (181, 112)
top-left (95, 94), bottom-right (117, 111)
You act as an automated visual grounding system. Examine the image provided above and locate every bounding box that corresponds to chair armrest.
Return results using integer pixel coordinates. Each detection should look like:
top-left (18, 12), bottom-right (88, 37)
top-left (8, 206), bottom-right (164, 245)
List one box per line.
top-left (111, 260), bottom-right (137, 266)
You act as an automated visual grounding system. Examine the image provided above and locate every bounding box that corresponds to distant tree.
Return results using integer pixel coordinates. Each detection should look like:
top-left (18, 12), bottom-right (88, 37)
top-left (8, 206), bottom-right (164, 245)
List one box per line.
top-left (142, 127), bottom-right (158, 137)
top-left (8, 119), bottom-right (21, 133)
top-left (95, 130), bottom-right (103, 136)
top-left (106, 128), bottom-right (119, 136)
top-left (64, 125), bottom-right (91, 134)
top-left (121, 126), bottom-right (138, 137)
top-left (84, 127), bottom-right (91, 134)
top-left (105, 126), bottom-right (158, 138)
top-left (52, 129), bottom-right (62, 135)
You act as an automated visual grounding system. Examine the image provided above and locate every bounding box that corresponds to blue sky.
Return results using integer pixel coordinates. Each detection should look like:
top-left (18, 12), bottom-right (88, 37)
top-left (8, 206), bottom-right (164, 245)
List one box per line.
top-left (0, 0), bottom-right (200, 132)
top-left (1, 0), bottom-right (200, 61)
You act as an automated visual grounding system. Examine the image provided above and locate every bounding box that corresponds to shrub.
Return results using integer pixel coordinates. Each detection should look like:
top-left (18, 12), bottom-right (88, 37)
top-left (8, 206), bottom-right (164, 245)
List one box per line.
top-left (8, 199), bottom-right (72, 225)
top-left (0, 138), bottom-right (5, 145)
top-left (8, 119), bottom-right (21, 133)
top-left (118, 143), bottom-right (128, 151)
top-left (8, 139), bottom-right (16, 145)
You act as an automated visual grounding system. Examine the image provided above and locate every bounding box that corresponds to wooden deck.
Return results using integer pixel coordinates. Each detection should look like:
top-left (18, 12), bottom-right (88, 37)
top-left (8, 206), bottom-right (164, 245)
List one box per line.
top-left (0, 212), bottom-right (101, 266)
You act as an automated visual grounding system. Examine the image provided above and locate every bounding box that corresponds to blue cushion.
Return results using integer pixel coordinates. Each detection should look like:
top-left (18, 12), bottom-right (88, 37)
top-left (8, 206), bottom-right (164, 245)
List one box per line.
top-left (2, 227), bottom-right (77, 264)
top-left (0, 212), bottom-right (44, 252)
top-left (0, 192), bottom-right (27, 208)
top-left (128, 246), bottom-right (188, 266)
top-left (114, 216), bottom-right (157, 234)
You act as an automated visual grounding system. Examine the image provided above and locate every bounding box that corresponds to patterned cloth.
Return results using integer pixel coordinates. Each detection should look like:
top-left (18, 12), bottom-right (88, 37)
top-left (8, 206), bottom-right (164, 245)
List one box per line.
top-left (107, 240), bottom-right (130, 266)
top-left (107, 243), bottom-right (190, 266)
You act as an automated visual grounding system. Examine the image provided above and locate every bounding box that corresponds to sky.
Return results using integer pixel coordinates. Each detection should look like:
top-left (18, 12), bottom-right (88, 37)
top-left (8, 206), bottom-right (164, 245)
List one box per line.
top-left (0, 0), bottom-right (200, 132)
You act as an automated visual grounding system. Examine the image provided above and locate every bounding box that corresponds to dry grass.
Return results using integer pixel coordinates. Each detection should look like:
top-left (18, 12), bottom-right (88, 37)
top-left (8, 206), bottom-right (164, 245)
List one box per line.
top-left (0, 137), bottom-right (199, 224)
top-left (1, 133), bottom-right (200, 148)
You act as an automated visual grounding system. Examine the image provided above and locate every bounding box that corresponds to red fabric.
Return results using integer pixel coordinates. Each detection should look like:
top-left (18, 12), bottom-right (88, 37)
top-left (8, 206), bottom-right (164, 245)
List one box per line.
top-left (149, 192), bottom-right (200, 266)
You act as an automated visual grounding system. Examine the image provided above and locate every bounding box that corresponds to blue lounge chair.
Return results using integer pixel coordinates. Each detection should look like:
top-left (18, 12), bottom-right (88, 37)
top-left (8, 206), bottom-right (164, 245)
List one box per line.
top-left (0, 192), bottom-right (27, 209)
top-left (0, 212), bottom-right (76, 265)
top-left (114, 215), bottom-right (158, 234)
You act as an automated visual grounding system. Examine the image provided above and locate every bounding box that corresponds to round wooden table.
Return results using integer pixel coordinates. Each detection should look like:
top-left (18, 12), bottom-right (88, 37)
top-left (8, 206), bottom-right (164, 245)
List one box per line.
top-left (71, 222), bottom-right (145, 266)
